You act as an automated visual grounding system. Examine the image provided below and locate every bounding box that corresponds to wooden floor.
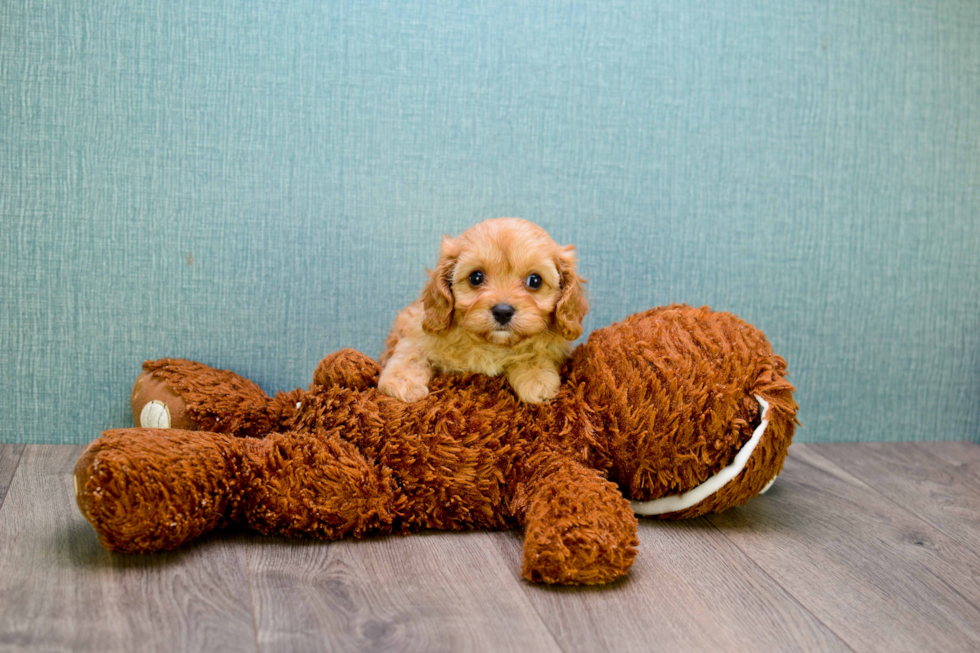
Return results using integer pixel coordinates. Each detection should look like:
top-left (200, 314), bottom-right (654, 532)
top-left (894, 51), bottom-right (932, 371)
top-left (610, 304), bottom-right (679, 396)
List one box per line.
top-left (1, 442), bottom-right (979, 652)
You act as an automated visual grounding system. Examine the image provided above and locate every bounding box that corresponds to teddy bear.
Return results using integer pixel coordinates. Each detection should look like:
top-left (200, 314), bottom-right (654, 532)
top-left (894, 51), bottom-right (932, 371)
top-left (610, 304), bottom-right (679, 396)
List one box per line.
top-left (73, 304), bottom-right (797, 585)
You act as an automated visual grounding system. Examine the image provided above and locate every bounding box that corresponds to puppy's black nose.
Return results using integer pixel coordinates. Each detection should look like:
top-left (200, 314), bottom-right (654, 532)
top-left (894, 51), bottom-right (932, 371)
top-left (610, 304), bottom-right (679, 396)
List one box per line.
top-left (492, 303), bottom-right (515, 325)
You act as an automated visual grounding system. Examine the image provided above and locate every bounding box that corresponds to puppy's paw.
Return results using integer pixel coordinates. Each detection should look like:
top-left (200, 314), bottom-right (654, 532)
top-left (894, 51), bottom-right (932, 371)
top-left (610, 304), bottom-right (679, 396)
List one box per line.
top-left (378, 375), bottom-right (430, 403)
top-left (399, 383), bottom-right (430, 402)
top-left (508, 366), bottom-right (561, 404)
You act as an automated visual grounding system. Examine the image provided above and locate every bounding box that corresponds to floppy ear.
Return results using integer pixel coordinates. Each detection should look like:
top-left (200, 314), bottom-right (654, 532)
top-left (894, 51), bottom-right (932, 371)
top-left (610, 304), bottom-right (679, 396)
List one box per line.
top-left (554, 245), bottom-right (589, 341)
top-left (422, 236), bottom-right (458, 336)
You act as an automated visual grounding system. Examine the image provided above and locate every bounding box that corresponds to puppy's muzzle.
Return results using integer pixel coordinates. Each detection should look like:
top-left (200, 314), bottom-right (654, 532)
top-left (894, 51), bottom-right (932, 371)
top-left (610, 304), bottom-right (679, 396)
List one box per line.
top-left (492, 304), bottom-right (516, 326)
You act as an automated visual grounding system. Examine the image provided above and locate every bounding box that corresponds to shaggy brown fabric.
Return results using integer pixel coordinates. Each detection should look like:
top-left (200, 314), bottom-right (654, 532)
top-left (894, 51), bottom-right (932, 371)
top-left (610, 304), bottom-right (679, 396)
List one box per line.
top-left (570, 305), bottom-right (798, 518)
top-left (75, 304), bottom-right (796, 585)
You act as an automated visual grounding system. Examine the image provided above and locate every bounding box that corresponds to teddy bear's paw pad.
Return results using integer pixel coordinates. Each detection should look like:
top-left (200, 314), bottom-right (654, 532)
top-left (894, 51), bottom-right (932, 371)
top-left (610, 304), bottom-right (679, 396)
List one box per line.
top-left (139, 400), bottom-right (171, 429)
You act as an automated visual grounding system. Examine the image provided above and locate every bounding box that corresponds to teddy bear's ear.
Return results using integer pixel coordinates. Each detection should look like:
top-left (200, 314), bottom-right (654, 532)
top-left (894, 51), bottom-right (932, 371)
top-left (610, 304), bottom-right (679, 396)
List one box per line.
top-left (554, 245), bottom-right (589, 341)
top-left (422, 235), bottom-right (458, 335)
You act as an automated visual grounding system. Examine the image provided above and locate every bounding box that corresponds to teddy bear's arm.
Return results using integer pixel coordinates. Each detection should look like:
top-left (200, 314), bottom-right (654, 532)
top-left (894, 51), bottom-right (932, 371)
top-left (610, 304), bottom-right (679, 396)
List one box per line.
top-left (515, 455), bottom-right (639, 585)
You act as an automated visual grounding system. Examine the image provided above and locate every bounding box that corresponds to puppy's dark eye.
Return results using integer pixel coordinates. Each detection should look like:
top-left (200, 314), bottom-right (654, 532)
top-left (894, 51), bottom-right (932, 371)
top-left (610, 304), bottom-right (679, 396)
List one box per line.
top-left (526, 273), bottom-right (543, 289)
top-left (468, 270), bottom-right (484, 286)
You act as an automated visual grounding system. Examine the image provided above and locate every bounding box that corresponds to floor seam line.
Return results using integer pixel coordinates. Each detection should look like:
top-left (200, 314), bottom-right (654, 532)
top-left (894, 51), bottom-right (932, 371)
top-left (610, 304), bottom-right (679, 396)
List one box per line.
top-left (488, 532), bottom-right (570, 653)
top-left (0, 444), bottom-right (27, 514)
top-left (808, 444), bottom-right (980, 614)
top-left (243, 544), bottom-right (262, 653)
top-left (703, 514), bottom-right (859, 653)
top-left (802, 444), bottom-right (980, 551)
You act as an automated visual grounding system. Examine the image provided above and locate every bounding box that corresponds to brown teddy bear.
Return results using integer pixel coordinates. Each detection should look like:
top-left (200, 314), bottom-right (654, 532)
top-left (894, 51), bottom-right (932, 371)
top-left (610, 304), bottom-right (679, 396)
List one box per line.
top-left (73, 304), bottom-right (797, 585)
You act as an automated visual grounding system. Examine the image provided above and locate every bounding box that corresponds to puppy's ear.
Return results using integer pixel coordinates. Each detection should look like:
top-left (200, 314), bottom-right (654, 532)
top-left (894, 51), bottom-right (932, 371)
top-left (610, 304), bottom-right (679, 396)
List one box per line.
top-left (554, 245), bottom-right (589, 341)
top-left (422, 235), bottom-right (458, 336)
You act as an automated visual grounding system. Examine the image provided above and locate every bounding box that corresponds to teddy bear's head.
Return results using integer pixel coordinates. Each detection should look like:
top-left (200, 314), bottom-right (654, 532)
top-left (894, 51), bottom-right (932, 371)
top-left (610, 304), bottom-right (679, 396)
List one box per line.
top-left (566, 305), bottom-right (797, 518)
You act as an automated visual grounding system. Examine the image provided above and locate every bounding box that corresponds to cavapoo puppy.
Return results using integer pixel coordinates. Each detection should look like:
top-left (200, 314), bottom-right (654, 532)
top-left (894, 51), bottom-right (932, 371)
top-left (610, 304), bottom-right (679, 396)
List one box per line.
top-left (378, 218), bottom-right (588, 404)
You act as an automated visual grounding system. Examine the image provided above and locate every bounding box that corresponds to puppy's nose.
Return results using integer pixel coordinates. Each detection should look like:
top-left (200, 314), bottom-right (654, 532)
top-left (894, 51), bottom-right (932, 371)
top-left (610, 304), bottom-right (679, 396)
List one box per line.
top-left (492, 303), bottom-right (516, 325)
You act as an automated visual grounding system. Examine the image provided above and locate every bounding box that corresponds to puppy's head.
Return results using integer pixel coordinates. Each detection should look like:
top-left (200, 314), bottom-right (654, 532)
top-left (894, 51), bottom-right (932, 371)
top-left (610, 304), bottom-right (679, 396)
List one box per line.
top-left (422, 218), bottom-right (588, 344)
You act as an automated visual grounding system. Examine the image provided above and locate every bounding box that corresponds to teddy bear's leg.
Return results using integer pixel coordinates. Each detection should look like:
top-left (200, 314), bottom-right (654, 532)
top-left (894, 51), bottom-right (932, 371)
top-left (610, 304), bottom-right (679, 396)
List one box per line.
top-left (75, 427), bottom-right (399, 553)
top-left (74, 428), bottom-right (248, 553)
top-left (132, 359), bottom-right (302, 438)
top-left (312, 348), bottom-right (381, 391)
top-left (516, 457), bottom-right (639, 585)
top-left (234, 430), bottom-right (398, 540)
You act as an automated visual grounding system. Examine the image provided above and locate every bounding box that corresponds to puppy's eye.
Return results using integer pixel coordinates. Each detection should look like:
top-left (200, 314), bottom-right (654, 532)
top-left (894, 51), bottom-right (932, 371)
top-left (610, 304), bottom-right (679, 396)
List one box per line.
top-left (526, 273), bottom-right (543, 289)
top-left (468, 271), bottom-right (484, 286)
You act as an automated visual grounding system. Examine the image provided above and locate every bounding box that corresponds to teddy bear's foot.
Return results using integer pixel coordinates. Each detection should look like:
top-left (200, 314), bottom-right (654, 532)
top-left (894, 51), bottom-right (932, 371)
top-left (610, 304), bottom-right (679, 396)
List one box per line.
top-left (132, 369), bottom-right (198, 430)
top-left (518, 459), bottom-right (639, 585)
top-left (75, 429), bottom-right (246, 553)
top-left (133, 359), bottom-right (298, 438)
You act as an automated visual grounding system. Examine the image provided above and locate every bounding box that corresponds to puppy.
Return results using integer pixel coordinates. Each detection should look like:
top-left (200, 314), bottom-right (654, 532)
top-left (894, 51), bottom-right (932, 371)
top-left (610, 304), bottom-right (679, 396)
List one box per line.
top-left (378, 218), bottom-right (588, 404)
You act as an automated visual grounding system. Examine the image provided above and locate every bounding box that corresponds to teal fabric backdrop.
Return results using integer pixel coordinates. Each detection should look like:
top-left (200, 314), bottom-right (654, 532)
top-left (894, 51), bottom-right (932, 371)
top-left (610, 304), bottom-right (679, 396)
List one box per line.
top-left (2, 0), bottom-right (978, 444)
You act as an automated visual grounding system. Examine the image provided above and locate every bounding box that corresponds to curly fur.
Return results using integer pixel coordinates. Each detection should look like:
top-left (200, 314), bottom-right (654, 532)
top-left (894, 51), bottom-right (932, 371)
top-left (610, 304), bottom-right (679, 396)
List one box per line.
top-left (378, 218), bottom-right (588, 404)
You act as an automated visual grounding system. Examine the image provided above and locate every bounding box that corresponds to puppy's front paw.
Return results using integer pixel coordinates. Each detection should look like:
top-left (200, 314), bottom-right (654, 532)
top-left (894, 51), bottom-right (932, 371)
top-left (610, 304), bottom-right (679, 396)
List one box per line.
top-left (378, 375), bottom-right (430, 402)
top-left (508, 366), bottom-right (561, 404)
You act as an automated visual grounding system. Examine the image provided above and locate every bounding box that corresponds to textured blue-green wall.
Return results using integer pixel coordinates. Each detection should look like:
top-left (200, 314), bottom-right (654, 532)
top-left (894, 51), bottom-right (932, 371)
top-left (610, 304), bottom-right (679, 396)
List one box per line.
top-left (2, 0), bottom-right (978, 443)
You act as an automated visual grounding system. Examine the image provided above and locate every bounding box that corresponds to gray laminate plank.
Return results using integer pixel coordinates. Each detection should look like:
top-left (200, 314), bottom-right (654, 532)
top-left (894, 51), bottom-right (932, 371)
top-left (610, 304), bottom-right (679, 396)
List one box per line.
top-left (245, 529), bottom-right (562, 653)
top-left (0, 444), bottom-right (25, 509)
top-left (814, 442), bottom-right (980, 553)
top-left (911, 440), bottom-right (980, 495)
top-left (706, 443), bottom-right (980, 653)
top-left (495, 518), bottom-right (851, 652)
top-left (0, 445), bottom-right (258, 653)
top-left (914, 439), bottom-right (980, 468)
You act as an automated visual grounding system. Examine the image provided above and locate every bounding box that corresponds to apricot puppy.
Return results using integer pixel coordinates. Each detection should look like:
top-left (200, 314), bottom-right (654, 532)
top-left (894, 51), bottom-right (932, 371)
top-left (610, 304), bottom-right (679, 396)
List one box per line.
top-left (378, 218), bottom-right (588, 403)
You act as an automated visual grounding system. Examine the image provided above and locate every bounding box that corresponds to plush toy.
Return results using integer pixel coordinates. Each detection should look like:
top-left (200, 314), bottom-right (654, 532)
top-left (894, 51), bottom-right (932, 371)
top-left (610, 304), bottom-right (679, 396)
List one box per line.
top-left (73, 304), bottom-right (797, 585)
